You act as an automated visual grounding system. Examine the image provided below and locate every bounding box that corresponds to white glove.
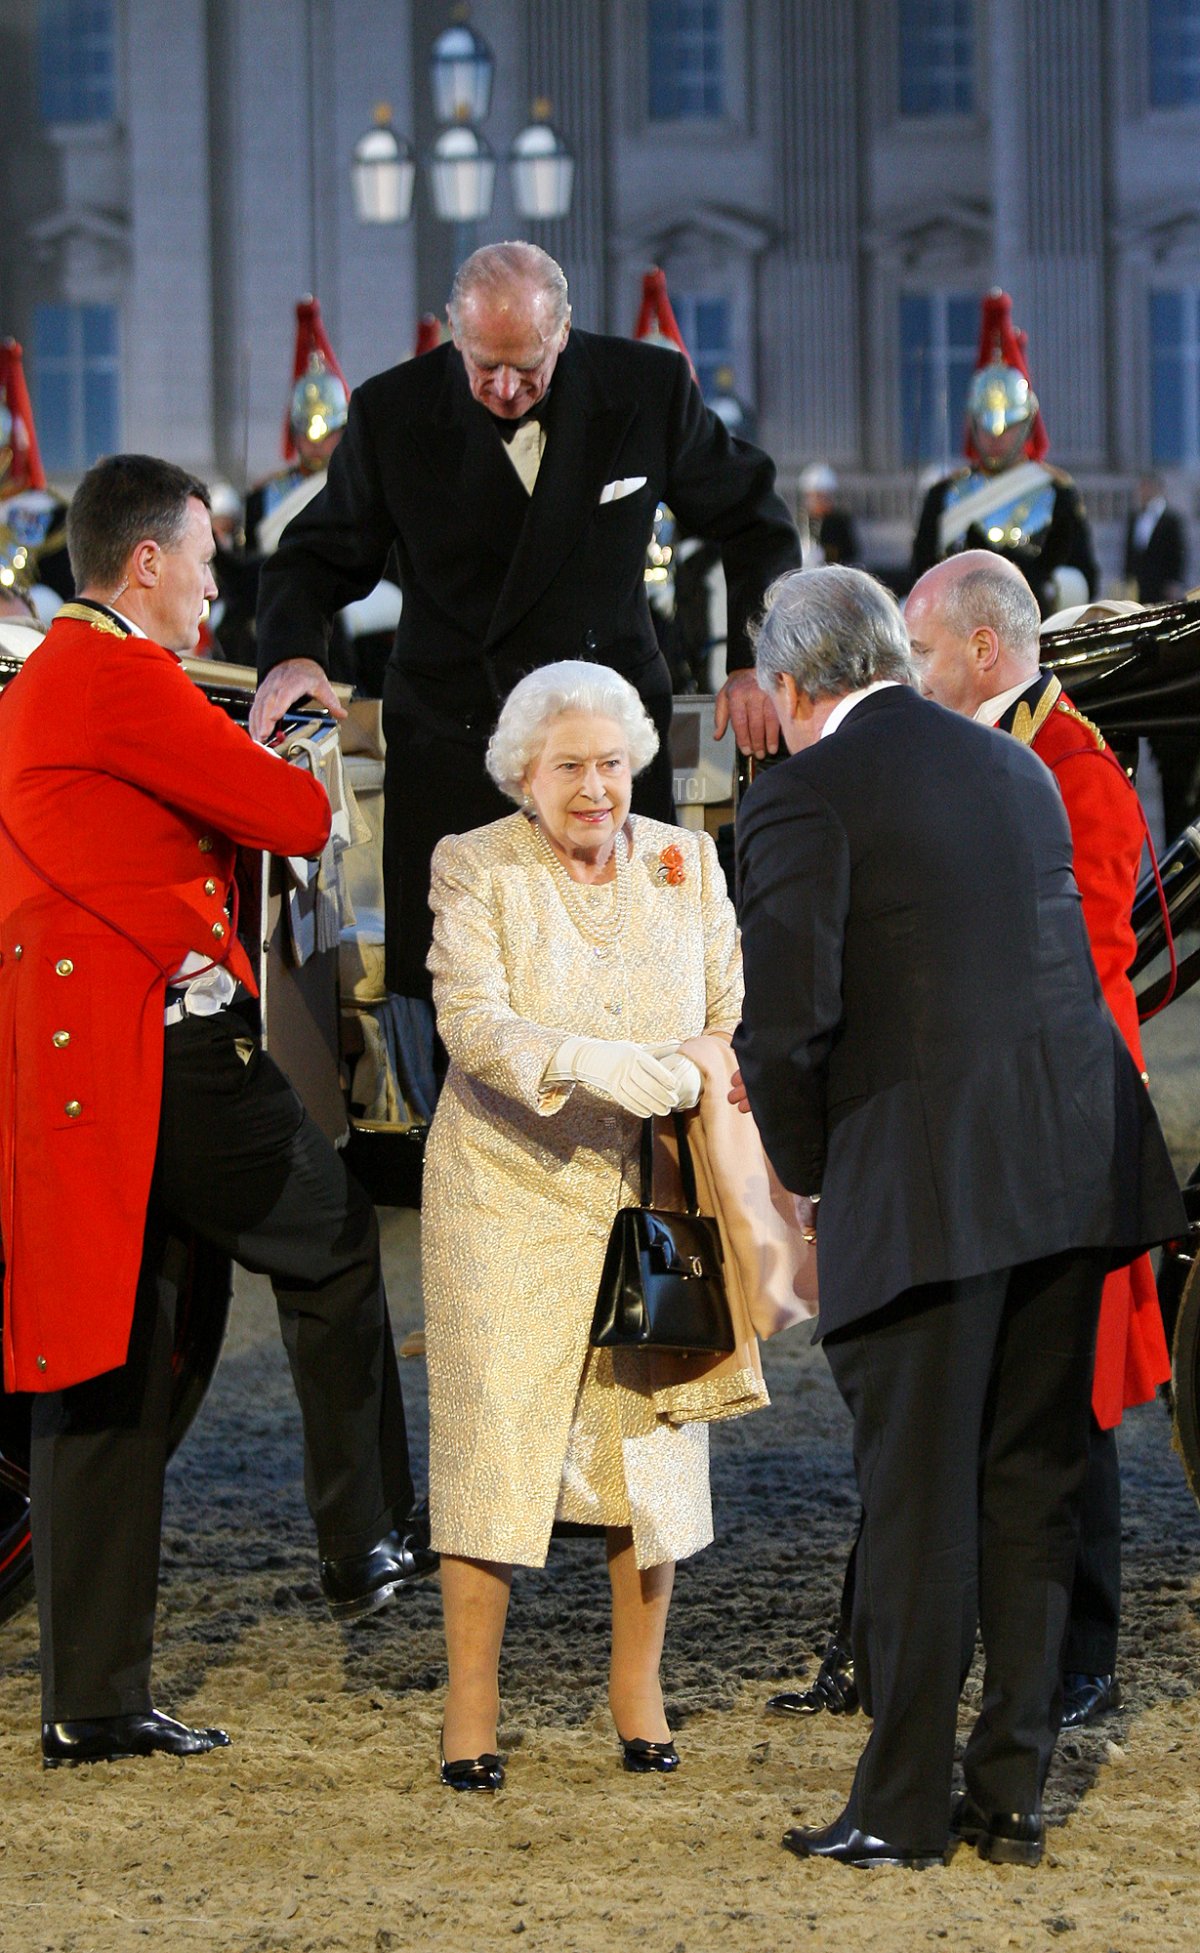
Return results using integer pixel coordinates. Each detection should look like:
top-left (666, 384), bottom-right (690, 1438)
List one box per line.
top-left (656, 1051), bottom-right (702, 1110)
top-left (548, 1036), bottom-right (681, 1118)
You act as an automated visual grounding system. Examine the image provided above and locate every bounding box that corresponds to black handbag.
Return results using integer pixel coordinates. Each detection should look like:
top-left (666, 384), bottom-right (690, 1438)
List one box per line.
top-left (590, 1114), bottom-right (735, 1354)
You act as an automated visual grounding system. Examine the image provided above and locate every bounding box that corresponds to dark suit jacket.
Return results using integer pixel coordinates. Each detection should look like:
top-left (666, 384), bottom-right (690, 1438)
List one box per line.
top-left (733, 686), bottom-right (1182, 1338)
top-left (1124, 506), bottom-right (1187, 604)
top-left (256, 330), bottom-right (801, 739)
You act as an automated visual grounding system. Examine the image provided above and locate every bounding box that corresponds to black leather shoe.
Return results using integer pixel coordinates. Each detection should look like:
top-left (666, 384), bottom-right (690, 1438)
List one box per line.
top-left (439, 1735), bottom-right (504, 1793)
top-left (1060, 1671), bottom-right (1122, 1729)
top-left (781, 1810), bottom-right (945, 1869)
top-left (950, 1793), bottom-right (1043, 1867)
top-left (619, 1735), bottom-right (680, 1774)
top-left (767, 1639), bottom-right (858, 1717)
top-left (320, 1523), bottom-right (439, 1620)
top-left (42, 1711), bottom-right (231, 1769)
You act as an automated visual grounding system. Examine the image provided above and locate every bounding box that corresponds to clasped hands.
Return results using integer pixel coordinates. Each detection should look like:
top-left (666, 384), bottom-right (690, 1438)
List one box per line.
top-left (551, 1036), bottom-right (702, 1118)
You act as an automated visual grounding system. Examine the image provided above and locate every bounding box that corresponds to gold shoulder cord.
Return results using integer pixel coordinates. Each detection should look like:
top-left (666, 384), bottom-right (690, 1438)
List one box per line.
top-left (1054, 698), bottom-right (1107, 752)
top-left (55, 602), bottom-right (127, 639)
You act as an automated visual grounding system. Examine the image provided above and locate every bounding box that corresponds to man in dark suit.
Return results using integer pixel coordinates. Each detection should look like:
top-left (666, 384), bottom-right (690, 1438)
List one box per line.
top-left (249, 241), bottom-right (800, 997)
top-left (734, 566), bottom-right (1182, 1868)
top-left (1124, 474), bottom-right (1188, 605)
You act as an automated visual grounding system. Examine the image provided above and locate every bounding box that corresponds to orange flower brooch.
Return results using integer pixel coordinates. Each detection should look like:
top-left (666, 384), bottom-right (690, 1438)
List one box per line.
top-left (656, 844), bottom-right (686, 886)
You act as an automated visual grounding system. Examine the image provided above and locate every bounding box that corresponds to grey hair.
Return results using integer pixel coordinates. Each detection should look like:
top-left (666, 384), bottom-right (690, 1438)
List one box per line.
top-left (752, 566), bottom-right (915, 700)
top-left (448, 241), bottom-right (571, 335)
top-left (933, 560), bottom-right (1041, 656)
top-left (486, 661), bottom-right (660, 803)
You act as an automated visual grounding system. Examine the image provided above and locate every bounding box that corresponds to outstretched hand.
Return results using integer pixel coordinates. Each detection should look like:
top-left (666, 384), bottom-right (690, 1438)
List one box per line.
top-left (249, 658), bottom-right (346, 743)
top-left (713, 668), bottom-right (780, 759)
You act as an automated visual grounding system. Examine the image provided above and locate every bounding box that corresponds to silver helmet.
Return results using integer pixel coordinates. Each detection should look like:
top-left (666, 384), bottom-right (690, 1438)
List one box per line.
top-left (290, 354), bottom-right (349, 446)
top-left (966, 358), bottom-right (1038, 473)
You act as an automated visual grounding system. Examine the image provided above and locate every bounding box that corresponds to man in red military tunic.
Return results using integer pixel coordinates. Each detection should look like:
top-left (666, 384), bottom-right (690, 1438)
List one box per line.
top-left (772, 548), bottom-right (1166, 1738)
top-left (0, 455), bottom-right (434, 1768)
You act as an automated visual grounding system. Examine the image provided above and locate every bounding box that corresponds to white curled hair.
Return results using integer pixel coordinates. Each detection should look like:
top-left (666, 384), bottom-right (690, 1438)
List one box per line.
top-left (486, 661), bottom-right (660, 803)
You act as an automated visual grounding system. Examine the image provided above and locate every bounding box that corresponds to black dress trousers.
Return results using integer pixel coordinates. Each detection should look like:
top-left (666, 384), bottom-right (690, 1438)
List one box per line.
top-left (1062, 1417), bottom-right (1121, 1676)
top-left (30, 1008), bottom-right (416, 1721)
top-left (823, 1246), bottom-right (1107, 1850)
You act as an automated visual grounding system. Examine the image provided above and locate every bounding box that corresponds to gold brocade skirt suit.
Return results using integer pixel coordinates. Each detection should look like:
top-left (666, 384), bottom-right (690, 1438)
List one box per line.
top-left (422, 812), bottom-right (743, 1571)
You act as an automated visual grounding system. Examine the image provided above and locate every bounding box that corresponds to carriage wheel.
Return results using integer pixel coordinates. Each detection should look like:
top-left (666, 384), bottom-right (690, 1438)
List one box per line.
top-left (0, 1233), bottom-right (232, 1624)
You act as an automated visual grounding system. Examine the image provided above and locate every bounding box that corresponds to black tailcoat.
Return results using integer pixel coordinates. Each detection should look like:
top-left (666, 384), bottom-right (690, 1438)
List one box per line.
top-left (256, 330), bottom-right (799, 992)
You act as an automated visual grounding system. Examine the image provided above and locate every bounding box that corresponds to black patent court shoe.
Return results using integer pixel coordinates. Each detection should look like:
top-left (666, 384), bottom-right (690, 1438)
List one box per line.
top-left (619, 1735), bottom-right (680, 1773)
top-left (439, 1733), bottom-right (505, 1792)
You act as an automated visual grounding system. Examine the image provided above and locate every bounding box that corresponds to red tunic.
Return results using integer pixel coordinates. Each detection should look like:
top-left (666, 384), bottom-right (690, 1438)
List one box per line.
top-left (0, 611), bottom-right (331, 1392)
top-left (1028, 691), bottom-right (1170, 1427)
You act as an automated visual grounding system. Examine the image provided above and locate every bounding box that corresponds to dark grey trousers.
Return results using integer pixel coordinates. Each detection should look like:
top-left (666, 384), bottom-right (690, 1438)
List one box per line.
top-left (823, 1247), bottom-right (1107, 1851)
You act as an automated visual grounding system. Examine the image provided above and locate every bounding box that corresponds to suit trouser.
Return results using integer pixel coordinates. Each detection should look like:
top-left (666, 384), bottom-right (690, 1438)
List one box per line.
top-left (823, 1248), bottom-right (1106, 1850)
top-left (1061, 1418), bottom-right (1120, 1675)
top-left (30, 1009), bottom-right (416, 1721)
top-left (381, 693), bottom-right (676, 997)
top-left (834, 1412), bottom-right (1121, 1698)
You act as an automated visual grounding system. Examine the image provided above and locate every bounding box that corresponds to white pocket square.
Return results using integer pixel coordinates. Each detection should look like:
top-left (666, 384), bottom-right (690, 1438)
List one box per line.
top-left (599, 475), bottom-right (648, 505)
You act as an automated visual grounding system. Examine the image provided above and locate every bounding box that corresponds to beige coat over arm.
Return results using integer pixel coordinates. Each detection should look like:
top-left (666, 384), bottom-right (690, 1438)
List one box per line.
top-left (422, 811), bottom-right (743, 1571)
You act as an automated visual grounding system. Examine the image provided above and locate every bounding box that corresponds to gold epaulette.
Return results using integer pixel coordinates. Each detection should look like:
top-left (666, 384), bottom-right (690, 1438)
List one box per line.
top-left (1009, 675), bottom-right (1062, 746)
top-left (1054, 698), bottom-right (1107, 752)
top-left (55, 602), bottom-right (127, 638)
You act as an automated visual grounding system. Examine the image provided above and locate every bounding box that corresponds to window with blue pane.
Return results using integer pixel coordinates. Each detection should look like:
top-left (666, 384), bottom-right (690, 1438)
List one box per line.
top-left (669, 294), bottom-right (734, 400)
top-left (898, 0), bottom-right (975, 116)
top-left (32, 303), bottom-right (120, 474)
top-left (38, 0), bottom-right (115, 126)
top-left (1149, 289), bottom-right (1199, 466)
top-left (647, 0), bottom-right (725, 121)
top-left (900, 291), bottom-right (978, 465)
top-left (1149, 0), bottom-right (1200, 108)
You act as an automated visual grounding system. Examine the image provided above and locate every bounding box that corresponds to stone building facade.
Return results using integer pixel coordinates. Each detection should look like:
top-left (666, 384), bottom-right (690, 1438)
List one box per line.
top-left (2, 0), bottom-right (1200, 583)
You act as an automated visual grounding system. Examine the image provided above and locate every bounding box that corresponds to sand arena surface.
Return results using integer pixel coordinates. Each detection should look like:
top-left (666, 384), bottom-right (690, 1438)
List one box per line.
top-left (3, 999), bottom-right (1200, 1952)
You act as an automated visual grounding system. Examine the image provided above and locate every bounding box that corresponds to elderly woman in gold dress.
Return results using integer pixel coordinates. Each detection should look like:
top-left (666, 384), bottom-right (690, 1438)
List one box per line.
top-left (423, 660), bottom-right (742, 1791)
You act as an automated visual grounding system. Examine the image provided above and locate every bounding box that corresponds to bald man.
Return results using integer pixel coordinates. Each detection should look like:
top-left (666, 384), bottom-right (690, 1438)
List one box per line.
top-left (784, 552), bottom-right (1166, 1736)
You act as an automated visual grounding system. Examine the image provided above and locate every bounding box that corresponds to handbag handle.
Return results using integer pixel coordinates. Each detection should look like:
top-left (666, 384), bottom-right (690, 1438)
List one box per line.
top-left (639, 1110), bottom-right (701, 1215)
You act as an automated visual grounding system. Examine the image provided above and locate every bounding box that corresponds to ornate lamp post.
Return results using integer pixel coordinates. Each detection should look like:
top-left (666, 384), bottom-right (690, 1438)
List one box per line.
top-left (350, 13), bottom-right (574, 238)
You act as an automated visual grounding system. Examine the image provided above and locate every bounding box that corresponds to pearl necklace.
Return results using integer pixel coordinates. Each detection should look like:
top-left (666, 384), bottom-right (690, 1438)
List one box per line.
top-left (529, 817), bottom-right (631, 948)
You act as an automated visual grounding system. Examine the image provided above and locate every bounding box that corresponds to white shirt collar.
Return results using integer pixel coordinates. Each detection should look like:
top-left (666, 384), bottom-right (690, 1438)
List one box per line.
top-left (974, 675), bottom-right (1038, 727)
top-left (1133, 498), bottom-right (1167, 550)
top-left (110, 604), bottom-right (144, 637)
top-left (819, 679), bottom-right (903, 739)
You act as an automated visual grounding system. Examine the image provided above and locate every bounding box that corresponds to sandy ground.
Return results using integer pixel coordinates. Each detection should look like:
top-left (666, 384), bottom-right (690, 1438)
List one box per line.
top-left (4, 1001), bottom-right (1200, 1952)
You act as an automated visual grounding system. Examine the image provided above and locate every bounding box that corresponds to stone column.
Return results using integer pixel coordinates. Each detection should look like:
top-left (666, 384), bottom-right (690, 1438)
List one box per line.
top-left (760, 0), bottom-right (861, 469)
top-left (519, 0), bottom-right (610, 328)
top-left (988, 0), bottom-right (1109, 468)
top-left (124, 0), bottom-right (213, 470)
